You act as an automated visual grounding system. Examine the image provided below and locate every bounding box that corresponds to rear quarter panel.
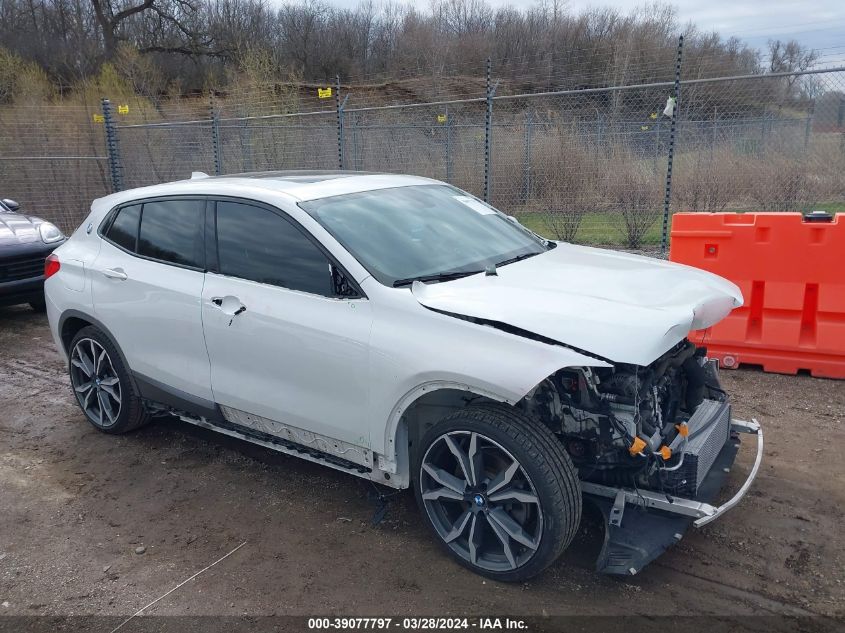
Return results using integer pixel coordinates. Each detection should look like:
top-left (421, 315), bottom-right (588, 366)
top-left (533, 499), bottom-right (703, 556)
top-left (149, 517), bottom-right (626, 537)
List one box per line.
top-left (45, 210), bottom-right (103, 359)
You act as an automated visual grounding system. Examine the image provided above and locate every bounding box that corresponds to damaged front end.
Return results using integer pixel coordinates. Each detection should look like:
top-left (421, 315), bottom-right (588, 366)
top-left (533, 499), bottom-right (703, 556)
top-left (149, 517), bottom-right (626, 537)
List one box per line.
top-left (520, 340), bottom-right (763, 575)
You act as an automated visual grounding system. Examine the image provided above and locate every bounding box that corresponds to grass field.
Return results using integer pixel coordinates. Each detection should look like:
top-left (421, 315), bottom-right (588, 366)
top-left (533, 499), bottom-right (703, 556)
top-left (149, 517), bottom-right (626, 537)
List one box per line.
top-left (514, 211), bottom-right (663, 245)
top-left (516, 203), bottom-right (845, 246)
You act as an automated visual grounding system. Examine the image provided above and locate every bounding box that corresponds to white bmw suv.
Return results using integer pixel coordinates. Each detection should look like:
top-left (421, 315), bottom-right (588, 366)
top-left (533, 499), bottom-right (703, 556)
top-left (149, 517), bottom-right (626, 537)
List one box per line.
top-left (45, 171), bottom-right (762, 580)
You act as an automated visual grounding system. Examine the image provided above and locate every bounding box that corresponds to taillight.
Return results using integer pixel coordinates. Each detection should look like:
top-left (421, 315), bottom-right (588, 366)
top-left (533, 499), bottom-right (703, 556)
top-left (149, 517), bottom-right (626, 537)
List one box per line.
top-left (44, 253), bottom-right (60, 279)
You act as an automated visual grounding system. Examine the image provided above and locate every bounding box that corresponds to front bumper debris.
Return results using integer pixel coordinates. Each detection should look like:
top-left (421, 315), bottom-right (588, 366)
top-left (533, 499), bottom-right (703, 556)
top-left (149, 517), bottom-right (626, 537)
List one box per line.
top-left (693, 419), bottom-right (762, 527)
top-left (582, 418), bottom-right (763, 575)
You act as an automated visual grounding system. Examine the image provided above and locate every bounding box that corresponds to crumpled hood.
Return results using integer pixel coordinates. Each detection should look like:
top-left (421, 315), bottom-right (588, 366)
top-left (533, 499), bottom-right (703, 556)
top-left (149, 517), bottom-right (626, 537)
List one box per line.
top-left (412, 242), bottom-right (743, 366)
top-left (0, 212), bottom-right (40, 246)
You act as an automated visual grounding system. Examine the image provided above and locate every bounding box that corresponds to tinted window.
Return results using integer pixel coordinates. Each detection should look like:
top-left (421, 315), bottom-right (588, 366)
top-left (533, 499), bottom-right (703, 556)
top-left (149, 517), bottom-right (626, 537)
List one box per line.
top-left (105, 204), bottom-right (141, 251)
top-left (216, 201), bottom-right (333, 297)
top-left (300, 185), bottom-right (548, 286)
top-left (138, 200), bottom-right (204, 268)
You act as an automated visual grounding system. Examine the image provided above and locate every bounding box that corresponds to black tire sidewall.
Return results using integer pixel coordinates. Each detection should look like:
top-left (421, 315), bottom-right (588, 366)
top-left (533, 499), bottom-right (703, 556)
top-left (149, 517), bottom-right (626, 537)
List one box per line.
top-left (413, 406), bottom-right (581, 582)
top-left (68, 325), bottom-right (146, 434)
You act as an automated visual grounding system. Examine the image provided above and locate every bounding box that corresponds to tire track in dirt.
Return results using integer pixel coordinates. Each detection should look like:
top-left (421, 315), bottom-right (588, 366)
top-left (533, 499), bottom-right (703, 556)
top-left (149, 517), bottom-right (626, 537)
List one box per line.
top-left (653, 562), bottom-right (819, 616)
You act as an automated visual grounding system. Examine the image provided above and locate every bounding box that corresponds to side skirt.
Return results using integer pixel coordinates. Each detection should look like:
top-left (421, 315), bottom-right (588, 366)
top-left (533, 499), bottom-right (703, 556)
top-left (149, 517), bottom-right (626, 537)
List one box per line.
top-left (133, 371), bottom-right (403, 487)
top-left (219, 405), bottom-right (373, 471)
top-left (177, 413), bottom-right (374, 477)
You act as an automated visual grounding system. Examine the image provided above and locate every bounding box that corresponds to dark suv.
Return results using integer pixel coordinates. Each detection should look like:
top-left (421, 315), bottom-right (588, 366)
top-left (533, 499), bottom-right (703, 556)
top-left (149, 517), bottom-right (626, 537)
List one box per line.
top-left (0, 198), bottom-right (65, 311)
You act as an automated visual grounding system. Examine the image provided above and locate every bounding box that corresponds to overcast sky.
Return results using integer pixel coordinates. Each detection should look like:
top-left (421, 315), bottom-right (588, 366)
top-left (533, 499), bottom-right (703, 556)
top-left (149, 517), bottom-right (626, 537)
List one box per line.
top-left (560, 0), bottom-right (845, 58)
top-left (317, 0), bottom-right (845, 64)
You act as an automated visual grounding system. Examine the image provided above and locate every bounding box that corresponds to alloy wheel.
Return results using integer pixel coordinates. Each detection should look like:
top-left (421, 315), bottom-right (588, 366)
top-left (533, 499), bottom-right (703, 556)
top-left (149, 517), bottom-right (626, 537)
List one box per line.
top-left (420, 430), bottom-right (543, 572)
top-left (70, 338), bottom-right (122, 427)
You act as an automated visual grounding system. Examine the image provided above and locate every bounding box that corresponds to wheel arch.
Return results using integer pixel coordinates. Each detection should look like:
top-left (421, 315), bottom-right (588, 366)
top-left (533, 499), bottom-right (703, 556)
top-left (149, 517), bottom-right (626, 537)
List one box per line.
top-left (383, 381), bottom-right (526, 489)
top-left (59, 309), bottom-right (134, 380)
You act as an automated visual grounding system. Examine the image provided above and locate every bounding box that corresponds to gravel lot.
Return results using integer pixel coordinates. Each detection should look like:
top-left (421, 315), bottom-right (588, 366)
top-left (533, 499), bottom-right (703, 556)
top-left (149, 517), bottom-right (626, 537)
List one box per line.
top-left (1, 305), bottom-right (843, 620)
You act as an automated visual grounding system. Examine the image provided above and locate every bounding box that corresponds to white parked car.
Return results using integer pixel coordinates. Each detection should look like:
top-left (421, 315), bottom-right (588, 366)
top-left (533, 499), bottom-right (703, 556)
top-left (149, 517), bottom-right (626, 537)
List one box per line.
top-left (45, 171), bottom-right (762, 580)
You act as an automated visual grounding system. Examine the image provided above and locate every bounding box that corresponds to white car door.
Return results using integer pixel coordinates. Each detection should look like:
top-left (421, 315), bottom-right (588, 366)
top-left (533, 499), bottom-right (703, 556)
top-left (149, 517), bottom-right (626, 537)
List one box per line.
top-left (91, 198), bottom-right (213, 402)
top-left (201, 199), bottom-right (372, 447)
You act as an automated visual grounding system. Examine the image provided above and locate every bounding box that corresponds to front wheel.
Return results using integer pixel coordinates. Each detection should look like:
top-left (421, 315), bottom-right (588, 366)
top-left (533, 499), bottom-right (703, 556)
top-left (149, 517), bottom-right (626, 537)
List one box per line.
top-left (414, 404), bottom-right (581, 582)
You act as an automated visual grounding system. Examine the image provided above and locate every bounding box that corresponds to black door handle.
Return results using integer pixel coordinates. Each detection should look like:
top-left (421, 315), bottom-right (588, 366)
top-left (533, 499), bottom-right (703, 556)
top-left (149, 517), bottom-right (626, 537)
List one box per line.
top-left (211, 297), bottom-right (223, 306)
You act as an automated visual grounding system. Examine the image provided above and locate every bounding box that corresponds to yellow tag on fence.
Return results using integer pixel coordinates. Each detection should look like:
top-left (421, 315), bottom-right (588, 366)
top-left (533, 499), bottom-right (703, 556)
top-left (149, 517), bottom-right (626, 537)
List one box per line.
top-left (117, 104), bottom-right (129, 114)
top-left (437, 114), bottom-right (447, 123)
top-left (318, 87), bottom-right (332, 99)
top-left (92, 114), bottom-right (104, 123)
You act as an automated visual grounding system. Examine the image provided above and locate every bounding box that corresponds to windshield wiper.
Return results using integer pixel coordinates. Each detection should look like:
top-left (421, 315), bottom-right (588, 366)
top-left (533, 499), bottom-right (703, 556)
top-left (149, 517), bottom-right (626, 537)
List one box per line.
top-left (495, 251), bottom-right (541, 268)
top-left (392, 270), bottom-right (484, 288)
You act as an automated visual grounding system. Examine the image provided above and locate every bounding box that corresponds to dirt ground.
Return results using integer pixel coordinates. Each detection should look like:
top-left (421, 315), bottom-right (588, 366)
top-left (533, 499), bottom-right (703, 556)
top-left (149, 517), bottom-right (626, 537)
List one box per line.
top-left (1, 305), bottom-right (844, 621)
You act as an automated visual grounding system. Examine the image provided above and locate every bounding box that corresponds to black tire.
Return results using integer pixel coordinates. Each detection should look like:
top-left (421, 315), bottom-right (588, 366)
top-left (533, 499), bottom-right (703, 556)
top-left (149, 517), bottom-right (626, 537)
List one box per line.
top-left (29, 297), bottom-right (46, 312)
top-left (413, 403), bottom-right (581, 582)
top-left (68, 325), bottom-right (150, 434)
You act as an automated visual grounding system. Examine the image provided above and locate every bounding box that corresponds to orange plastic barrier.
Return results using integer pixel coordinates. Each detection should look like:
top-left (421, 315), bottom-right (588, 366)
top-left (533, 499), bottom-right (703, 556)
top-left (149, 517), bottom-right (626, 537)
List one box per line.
top-left (669, 212), bottom-right (845, 379)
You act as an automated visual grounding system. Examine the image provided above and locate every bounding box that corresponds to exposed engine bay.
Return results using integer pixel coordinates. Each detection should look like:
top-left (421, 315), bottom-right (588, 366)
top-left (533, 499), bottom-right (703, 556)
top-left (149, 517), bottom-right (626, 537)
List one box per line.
top-left (522, 340), bottom-right (730, 498)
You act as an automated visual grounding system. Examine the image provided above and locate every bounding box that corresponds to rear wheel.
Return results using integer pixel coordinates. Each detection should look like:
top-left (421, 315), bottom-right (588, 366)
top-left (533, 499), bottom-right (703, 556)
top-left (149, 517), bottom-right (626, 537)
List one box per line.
top-left (68, 326), bottom-right (149, 434)
top-left (414, 404), bottom-right (581, 581)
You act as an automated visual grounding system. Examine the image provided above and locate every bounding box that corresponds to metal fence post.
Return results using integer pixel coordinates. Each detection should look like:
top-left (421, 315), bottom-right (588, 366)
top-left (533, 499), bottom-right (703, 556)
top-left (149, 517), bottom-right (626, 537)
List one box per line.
top-left (804, 106), bottom-right (814, 151)
top-left (101, 98), bottom-right (123, 192)
top-left (240, 109), bottom-right (253, 173)
top-left (596, 109), bottom-right (604, 146)
top-left (336, 75), bottom-right (345, 170)
top-left (522, 110), bottom-right (533, 202)
top-left (445, 105), bottom-right (454, 182)
top-left (484, 58), bottom-right (493, 203)
top-left (351, 113), bottom-right (359, 171)
top-left (710, 106), bottom-right (718, 158)
top-left (660, 34), bottom-right (684, 254)
top-left (210, 92), bottom-right (222, 175)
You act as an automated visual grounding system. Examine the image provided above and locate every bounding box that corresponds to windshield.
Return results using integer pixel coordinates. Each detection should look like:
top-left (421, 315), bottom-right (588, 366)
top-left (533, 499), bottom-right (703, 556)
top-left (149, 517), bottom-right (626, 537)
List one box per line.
top-left (300, 185), bottom-right (550, 287)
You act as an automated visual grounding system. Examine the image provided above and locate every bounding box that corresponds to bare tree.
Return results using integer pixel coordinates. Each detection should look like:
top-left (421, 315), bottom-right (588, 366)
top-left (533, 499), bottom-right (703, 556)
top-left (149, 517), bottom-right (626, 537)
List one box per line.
top-left (768, 39), bottom-right (819, 74)
top-left (767, 39), bottom-right (819, 104)
top-left (0, 0), bottom-right (772, 94)
top-left (89, 0), bottom-right (212, 59)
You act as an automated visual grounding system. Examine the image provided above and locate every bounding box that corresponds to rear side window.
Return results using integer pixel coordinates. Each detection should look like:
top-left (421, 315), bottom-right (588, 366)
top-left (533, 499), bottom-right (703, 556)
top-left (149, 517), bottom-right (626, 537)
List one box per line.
top-left (138, 200), bottom-right (204, 268)
top-left (105, 204), bottom-right (141, 251)
top-left (215, 201), bottom-right (333, 297)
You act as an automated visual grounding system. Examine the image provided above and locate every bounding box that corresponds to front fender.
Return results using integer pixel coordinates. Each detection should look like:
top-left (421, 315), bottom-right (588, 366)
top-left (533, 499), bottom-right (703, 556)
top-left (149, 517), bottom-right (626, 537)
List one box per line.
top-left (367, 293), bottom-right (610, 461)
top-left (381, 379), bottom-right (512, 468)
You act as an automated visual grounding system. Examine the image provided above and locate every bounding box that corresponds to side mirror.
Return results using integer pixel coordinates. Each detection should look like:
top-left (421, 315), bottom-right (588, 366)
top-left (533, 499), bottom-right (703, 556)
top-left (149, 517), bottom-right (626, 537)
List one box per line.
top-left (2, 198), bottom-right (20, 211)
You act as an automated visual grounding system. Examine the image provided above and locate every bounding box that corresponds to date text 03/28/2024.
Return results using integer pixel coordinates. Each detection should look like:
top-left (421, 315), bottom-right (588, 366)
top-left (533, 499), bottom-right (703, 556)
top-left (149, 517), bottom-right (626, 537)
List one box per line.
top-left (307, 617), bottom-right (528, 630)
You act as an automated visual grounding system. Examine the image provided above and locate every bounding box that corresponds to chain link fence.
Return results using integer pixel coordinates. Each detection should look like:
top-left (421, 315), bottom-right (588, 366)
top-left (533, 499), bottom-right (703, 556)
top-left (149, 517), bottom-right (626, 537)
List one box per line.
top-left (0, 104), bottom-right (110, 230)
top-left (2, 49), bottom-right (843, 251)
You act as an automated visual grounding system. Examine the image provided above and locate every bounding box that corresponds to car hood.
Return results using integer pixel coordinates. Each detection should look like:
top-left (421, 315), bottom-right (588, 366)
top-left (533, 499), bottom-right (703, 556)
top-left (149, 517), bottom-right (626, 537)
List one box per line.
top-left (0, 212), bottom-right (40, 246)
top-left (411, 242), bottom-right (743, 366)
